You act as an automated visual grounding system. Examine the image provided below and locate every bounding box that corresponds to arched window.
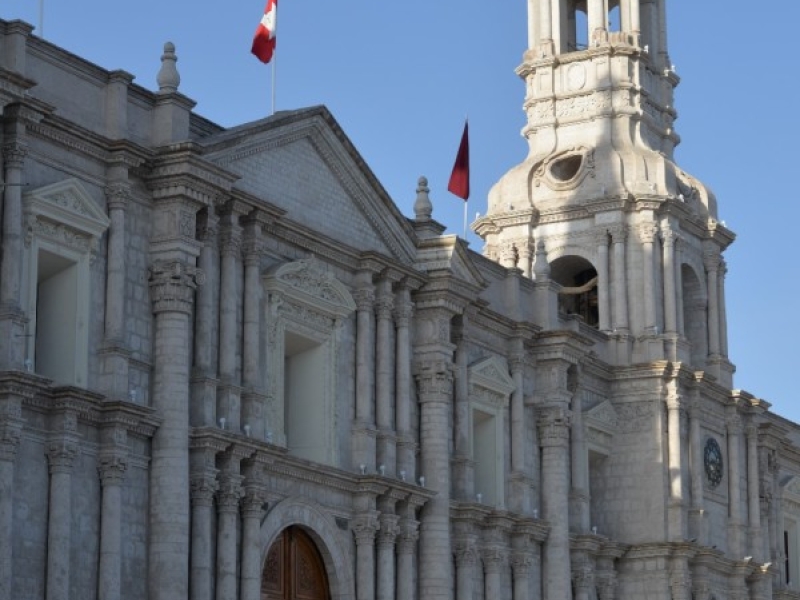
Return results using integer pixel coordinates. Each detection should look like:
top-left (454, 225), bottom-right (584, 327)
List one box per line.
top-left (551, 255), bottom-right (599, 328)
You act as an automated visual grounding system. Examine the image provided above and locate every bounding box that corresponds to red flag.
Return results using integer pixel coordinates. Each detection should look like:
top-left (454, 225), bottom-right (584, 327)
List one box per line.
top-left (251, 0), bottom-right (278, 64)
top-left (448, 121), bottom-right (470, 200)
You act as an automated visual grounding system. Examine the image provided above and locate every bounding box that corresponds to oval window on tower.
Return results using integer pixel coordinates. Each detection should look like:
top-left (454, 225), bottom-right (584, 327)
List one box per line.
top-left (549, 154), bottom-right (583, 182)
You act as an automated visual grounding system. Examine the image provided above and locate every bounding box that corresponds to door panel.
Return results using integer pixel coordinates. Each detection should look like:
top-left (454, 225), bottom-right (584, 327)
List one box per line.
top-left (262, 527), bottom-right (329, 600)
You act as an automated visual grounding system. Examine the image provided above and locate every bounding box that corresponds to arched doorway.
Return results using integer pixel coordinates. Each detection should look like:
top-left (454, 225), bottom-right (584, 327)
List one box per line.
top-left (261, 526), bottom-right (331, 600)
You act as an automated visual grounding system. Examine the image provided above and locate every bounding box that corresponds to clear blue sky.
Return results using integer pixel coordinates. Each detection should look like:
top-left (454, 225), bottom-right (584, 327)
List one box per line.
top-left (5, 1), bottom-right (799, 421)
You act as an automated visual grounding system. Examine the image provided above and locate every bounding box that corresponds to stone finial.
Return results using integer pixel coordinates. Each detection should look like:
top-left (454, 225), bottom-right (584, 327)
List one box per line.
top-left (533, 239), bottom-right (550, 280)
top-left (413, 176), bottom-right (432, 221)
top-left (157, 42), bottom-right (180, 93)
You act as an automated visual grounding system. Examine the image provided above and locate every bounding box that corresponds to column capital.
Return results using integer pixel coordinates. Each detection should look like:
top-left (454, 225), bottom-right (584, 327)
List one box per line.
top-left (218, 225), bottom-right (242, 257)
top-left (0, 397), bottom-right (23, 462)
top-left (454, 539), bottom-right (478, 566)
top-left (509, 351), bottom-right (526, 373)
top-left (196, 210), bottom-right (219, 246)
top-left (352, 512), bottom-right (380, 546)
top-left (572, 563), bottom-right (595, 594)
top-left (241, 486), bottom-right (267, 518)
top-left (636, 222), bottom-right (659, 244)
top-left (397, 517), bottom-right (420, 553)
top-left (660, 225), bottom-right (678, 247)
top-left (149, 259), bottom-right (202, 314)
top-left (393, 298), bottom-right (413, 327)
top-left (537, 404), bottom-right (571, 447)
top-left (511, 551), bottom-right (533, 575)
top-left (2, 142), bottom-right (27, 169)
top-left (414, 361), bottom-right (454, 399)
top-left (190, 471), bottom-right (219, 506)
top-left (105, 182), bottom-right (131, 211)
top-left (374, 293), bottom-right (395, 321)
top-left (593, 227), bottom-right (610, 247)
top-left (353, 287), bottom-right (375, 312)
top-left (726, 412), bottom-right (743, 435)
top-left (98, 453), bottom-right (128, 486)
top-left (703, 250), bottom-right (721, 272)
top-left (216, 473), bottom-right (244, 513)
top-left (481, 546), bottom-right (508, 573)
top-left (377, 513), bottom-right (400, 546)
top-left (608, 224), bottom-right (627, 243)
top-left (596, 573), bottom-right (619, 600)
top-left (46, 437), bottom-right (79, 474)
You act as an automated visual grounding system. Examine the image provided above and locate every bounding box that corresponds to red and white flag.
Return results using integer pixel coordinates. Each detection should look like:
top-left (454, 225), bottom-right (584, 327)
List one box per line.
top-left (251, 0), bottom-right (278, 64)
top-left (448, 121), bottom-right (470, 200)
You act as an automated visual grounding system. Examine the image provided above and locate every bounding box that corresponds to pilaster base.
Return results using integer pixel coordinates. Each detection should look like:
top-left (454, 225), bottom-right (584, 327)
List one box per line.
top-left (396, 437), bottom-right (416, 483)
top-left (241, 390), bottom-right (266, 440)
top-left (689, 508), bottom-right (708, 546)
top-left (609, 332), bottom-right (632, 365)
top-left (376, 430), bottom-right (397, 477)
top-left (450, 455), bottom-right (474, 502)
top-left (0, 308), bottom-right (26, 371)
top-left (351, 424), bottom-right (377, 473)
top-left (216, 383), bottom-right (242, 432)
top-left (508, 472), bottom-right (534, 515)
top-left (98, 342), bottom-right (131, 400)
top-left (190, 373), bottom-right (218, 427)
top-left (667, 498), bottom-right (685, 542)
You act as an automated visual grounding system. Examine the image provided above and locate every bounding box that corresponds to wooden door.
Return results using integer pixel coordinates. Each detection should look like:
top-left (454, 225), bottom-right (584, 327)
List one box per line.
top-left (261, 526), bottom-right (330, 600)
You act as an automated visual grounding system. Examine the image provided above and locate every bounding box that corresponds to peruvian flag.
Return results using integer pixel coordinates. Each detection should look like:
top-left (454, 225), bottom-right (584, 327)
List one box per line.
top-left (447, 121), bottom-right (470, 200)
top-left (252, 0), bottom-right (277, 64)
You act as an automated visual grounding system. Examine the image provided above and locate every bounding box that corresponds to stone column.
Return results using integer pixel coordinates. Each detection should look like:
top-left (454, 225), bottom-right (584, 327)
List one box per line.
top-left (46, 416), bottom-right (79, 600)
top-left (0, 393), bottom-right (24, 600)
top-left (482, 547), bottom-right (507, 600)
top-left (375, 278), bottom-right (396, 474)
top-left (377, 511), bottom-right (400, 600)
top-left (595, 229), bottom-right (610, 331)
top-left (688, 393), bottom-right (706, 544)
top-left (539, 0), bottom-right (553, 43)
top-left (718, 259), bottom-right (729, 356)
top-left (638, 223), bottom-right (658, 333)
top-left (98, 426), bottom-right (129, 600)
top-left (190, 464), bottom-right (218, 600)
top-left (394, 287), bottom-right (415, 480)
top-left (675, 240), bottom-right (685, 336)
top-left (666, 384), bottom-right (685, 541)
top-left (216, 457), bottom-right (243, 600)
top-left (217, 207), bottom-right (243, 431)
top-left (102, 177), bottom-right (131, 399)
top-left (669, 554), bottom-right (692, 600)
top-left (727, 409), bottom-right (744, 556)
top-left (628, 0), bottom-right (641, 37)
top-left (416, 355), bottom-right (455, 600)
top-left (192, 209), bottom-right (219, 427)
top-left (397, 507), bottom-right (420, 600)
top-left (704, 250), bottom-right (721, 358)
top-left (452, 327), bottom-right (471, 499)
top-left (241, 216), bottom-right (265, 439)
top-left (241, 458), bottom-right (266, 600)
top-left (610, 225), bottom-right (629, 332)
top-left (570, 388), bottom-right (590, 532)
top-left (661, 226), bottom-right (678, 334)
top-left (454, 539), bottom-right (477, 600)
top-left (353, 512), bottom-right (380, 600)
top-left (0, 139), bottom-right (27, 370)
top-left (511, 550), bottom-right (532, 600)
top-left (747, 423), bottom-right (763, 559)
top-left (518, 240), bottom-right (533, 278)
top-left (148, 259), bottom-right (200, 600)
top-left (572, 560), bottom-right (595, 600)
top-left (353, 277), bottom-right (376, 471)
top-left (509, 349), bottom-right (529, 513)
top-left (537, 399), bottom-right (572, 600)
top-left (587, 0), bottom-right (605, 39)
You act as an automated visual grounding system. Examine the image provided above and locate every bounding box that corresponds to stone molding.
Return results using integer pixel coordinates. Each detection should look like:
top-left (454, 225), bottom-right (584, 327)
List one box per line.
top-left (149, 259), bottom-right (202, 315)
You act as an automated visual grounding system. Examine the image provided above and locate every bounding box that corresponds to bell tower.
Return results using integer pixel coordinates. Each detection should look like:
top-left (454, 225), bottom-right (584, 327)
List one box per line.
top-left (475, 0), bottom-right (735, 382)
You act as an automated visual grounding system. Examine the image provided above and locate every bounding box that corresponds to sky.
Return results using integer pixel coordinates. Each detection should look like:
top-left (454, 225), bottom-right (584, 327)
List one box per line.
top-left (4, 1), bottom-right (799, 422)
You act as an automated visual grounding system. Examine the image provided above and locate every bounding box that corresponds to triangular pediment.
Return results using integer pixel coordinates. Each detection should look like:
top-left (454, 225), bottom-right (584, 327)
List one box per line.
top-left (468, 355), bottom-right (515, 395)
top-left (784, 476), bottom-right (800, 500)
top-left (586, 400), bottom-right (617, 434)
top-left (264, 256), bottom-right (356, 319)
top-left (416, 235), bottom-right (487, 290)
top-left (202, 107), bottom-right (417, 265)
top-left (23, 178), bottom-right (110, 240)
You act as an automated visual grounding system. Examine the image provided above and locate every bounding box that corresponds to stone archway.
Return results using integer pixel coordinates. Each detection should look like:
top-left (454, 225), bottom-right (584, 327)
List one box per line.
top-left (262, 526), bottom-right (330, 600)
top-left (260, 498), bottom-right (355, 600)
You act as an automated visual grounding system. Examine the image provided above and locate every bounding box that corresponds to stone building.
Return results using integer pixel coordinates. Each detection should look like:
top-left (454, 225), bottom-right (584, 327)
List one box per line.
top-left (1, 2), bottom-right (800, 600)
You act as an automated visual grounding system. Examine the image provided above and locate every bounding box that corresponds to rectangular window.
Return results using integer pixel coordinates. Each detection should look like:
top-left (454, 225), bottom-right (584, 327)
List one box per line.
top-left (284, 331), bottom-right (328, 464)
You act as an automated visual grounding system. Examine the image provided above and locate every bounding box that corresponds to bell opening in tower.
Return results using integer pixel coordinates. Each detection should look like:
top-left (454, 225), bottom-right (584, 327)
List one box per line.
top-left (551, 256), bottom-right (599, 328)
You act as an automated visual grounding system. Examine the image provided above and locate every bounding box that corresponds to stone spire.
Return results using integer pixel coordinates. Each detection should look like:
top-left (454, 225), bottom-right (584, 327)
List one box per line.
top-left (413, 176), bottom-right (432, 222)
top-left (156, 42), bottom-right (180, 93)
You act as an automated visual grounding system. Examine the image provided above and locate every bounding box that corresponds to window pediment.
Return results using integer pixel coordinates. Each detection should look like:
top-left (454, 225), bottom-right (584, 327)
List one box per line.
top-left (23, 178), bottom-right (110, 259)
top-left (468, 356), bottom-right (515, 406)
top-left (264, 256), bottom-right (355, 320)
top-left (585, 400), bottom-right (617, 435)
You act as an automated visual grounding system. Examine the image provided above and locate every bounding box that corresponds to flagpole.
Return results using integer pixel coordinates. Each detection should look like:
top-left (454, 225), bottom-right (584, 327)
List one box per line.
top-left (39, 0), bottom-right (44, 37)
top-left (271, 55), bottom-right (276, 115)
top-left (463, 201), bottom-right (468, 241)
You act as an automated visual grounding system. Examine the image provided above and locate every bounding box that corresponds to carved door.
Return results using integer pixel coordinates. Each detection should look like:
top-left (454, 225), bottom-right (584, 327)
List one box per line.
top-left (261, 526), bottom-right (330, 600)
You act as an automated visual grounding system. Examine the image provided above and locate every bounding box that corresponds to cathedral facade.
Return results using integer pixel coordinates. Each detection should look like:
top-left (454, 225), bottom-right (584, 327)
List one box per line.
top-left (1, 2), bottom-right (799, 600)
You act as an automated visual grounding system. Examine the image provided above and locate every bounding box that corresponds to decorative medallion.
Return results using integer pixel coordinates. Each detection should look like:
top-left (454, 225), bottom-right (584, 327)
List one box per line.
top-left (704, 437), bottom-right (723, 488)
